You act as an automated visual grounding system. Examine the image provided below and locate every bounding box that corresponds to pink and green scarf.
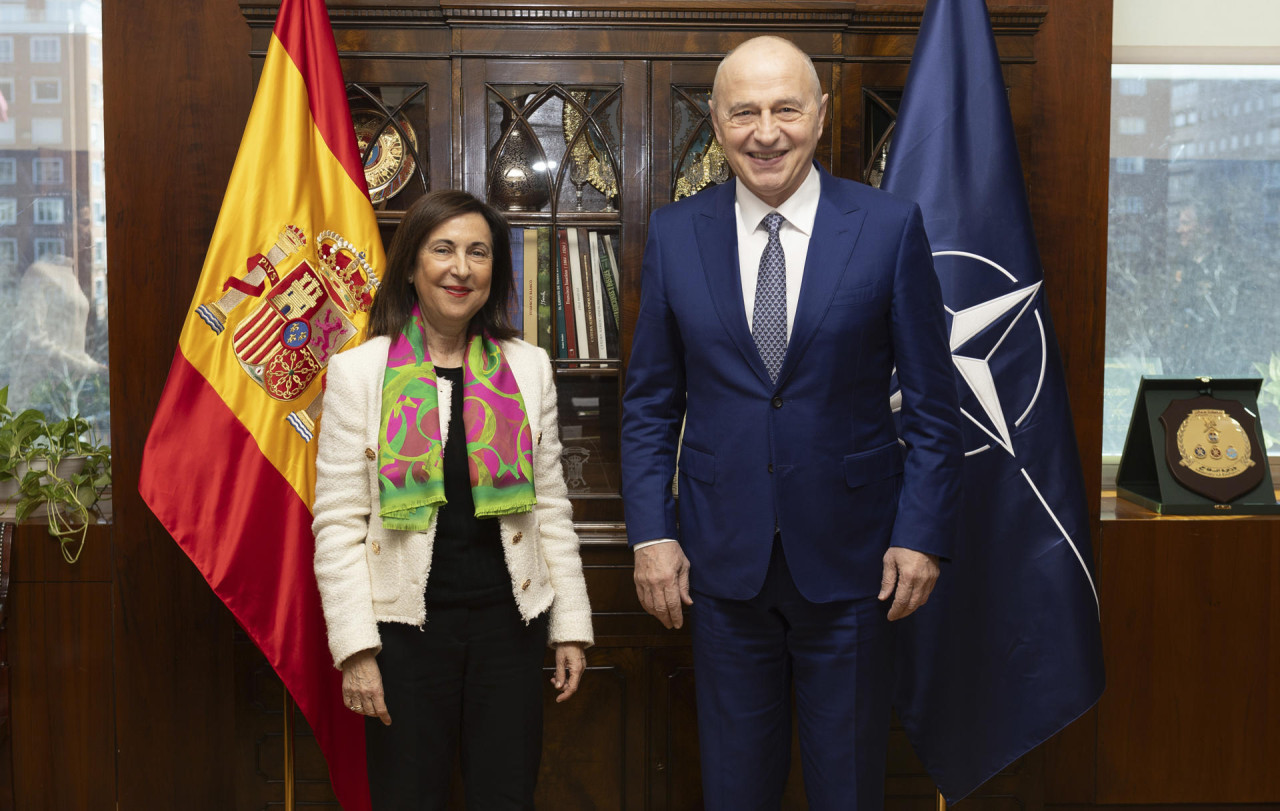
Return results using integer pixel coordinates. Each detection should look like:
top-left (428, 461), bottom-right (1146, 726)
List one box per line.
top-left (378, 304), bottom-right (536, 531)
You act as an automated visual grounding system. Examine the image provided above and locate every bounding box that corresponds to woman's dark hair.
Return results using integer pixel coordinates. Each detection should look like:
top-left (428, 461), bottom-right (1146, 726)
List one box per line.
top-left (367, 189), bottom-right (517, 340)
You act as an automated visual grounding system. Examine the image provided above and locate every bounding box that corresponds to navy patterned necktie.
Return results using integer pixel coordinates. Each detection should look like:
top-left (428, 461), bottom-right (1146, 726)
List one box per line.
top-left (752, 211), bottom-right (787, 383)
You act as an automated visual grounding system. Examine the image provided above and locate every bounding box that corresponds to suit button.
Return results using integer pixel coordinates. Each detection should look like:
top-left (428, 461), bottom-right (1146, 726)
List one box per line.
top-left (768, 463), bottom-right (774, 473)
top-left (521, 579), bottom-right (531, 590)
top-left (512, 532), bottom-right (523, 544)
top-left (371, 541), bottom-right (381, 555)
top-left (536, 431), bottom-right (543, 445)
top-left (771, 396), bottom-right (783, 409)
top-left (364, 448), bottom-right (376, 460)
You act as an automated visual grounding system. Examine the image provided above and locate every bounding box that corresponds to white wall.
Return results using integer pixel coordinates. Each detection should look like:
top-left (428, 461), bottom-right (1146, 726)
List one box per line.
top-left (1114, 0), bottom-right (1280, 62)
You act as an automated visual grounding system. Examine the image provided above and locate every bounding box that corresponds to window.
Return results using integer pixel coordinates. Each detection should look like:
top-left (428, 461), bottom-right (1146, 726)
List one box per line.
top-left (0, 78), bottom-right (12, 107)
top-left (0, 158), bottom-right (14, 184)
top-left (30, 37), bottom-right (60, 64)
top-left (91, 160), bottom-right (104, 185)
top-left (33, 237), bottom-right (65, 261)
top-left (1118, 116), bottom-right (1147, 135)
top-left (0, 198), bottom-right (15, 225)
top-left (1118, 77), bottom-right (1147, 95)
top-left (92, 199), bottom-right (105, 224)
top-left (31, 78), bottom-right (60, 104)
top-left (31, 117), bottom-right (63, 144)
top-left (32, 157), bottom-right (62, 184)
top-left (0, 37), bottom-right (11, 63)
top-left (0, 238), bottom-right (15, 266)
top-left (1115, 156), bottom-right (1145, 174)
top-left (1105, 64), bottom-right (1280, 456)
top-left (0, 120), bottom-right (14, 143)
top-left (93, 239), bottom-right (106, 264)
top-left (33, 197), bottom-right (64, 224)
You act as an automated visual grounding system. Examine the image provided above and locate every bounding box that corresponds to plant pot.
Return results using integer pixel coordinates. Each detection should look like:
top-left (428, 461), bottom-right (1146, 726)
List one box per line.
top-left (7, 457), bottom-right (91, 520)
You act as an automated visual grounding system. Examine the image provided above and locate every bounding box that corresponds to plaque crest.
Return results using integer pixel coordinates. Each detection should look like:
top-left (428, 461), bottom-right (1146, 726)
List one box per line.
top-left (1160, 395), bottom-right (1264, 503)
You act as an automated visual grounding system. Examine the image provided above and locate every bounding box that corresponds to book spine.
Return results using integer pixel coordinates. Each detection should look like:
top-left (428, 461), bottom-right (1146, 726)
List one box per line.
top-left (587, 230), bottom-right (609, 358)
top-left (598, 232), bottom-right (622, 329)
top-left (577, 227), bottom-right (600, 359)
top-left (556, 228), bottom-right (576, 359)
top-left (522, 227), bottom-right (538, 344)
top-left (536, 227), bottom-right (553, 355)
top-left (566, 227), bottom-right (590, 358)
top-left (508, 227), bottom-right (524, 334)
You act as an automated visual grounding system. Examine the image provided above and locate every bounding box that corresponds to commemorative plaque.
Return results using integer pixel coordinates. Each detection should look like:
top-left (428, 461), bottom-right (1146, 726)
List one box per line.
top-left (1116, 376), bottom-right (1280, 514)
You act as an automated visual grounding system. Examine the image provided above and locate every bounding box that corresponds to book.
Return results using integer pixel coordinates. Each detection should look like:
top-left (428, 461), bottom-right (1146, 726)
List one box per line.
top-left (535, 227), bottom-right (553, 355)
top-left (566, 227), bottom-right (591, 359)
top-left (508, 227), bottom-right (524, 334)
top-left (555, 228), bottom-right (577, 359)
top-left (586, 230), bottom-right (609, 358)
top-left (598, 232), bottom-right (622, 330)
top-left (595, 231), bottom-right (620, 358)
top-left (576, 227), bottom-right (600, 359)
top-left (522, 227), bottom-right (538, 344)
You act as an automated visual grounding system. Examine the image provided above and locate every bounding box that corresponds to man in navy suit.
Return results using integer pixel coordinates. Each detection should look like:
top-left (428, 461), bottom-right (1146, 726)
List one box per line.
top-left (621, 36), bottom-right (963, 809)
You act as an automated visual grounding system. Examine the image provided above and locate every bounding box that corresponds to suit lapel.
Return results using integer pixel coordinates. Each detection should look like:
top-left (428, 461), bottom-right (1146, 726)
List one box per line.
top-left (694, 184), bottom-right (774, 386)
top-left (775, 170), bottom-right (867, 387)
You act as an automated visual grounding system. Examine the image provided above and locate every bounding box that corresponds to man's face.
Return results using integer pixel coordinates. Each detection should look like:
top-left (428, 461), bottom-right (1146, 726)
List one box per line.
top-left (710, 41), bottom-right (828, 208)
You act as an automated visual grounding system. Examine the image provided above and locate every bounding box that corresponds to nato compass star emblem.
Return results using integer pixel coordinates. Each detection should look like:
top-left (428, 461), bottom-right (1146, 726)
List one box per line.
top-left (938, 250), bottom-right (1045, 458)
top-left (893, 249), bottom-right (1099, 609)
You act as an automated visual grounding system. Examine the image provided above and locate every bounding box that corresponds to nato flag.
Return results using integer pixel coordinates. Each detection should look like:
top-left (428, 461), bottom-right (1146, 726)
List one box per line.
top-left (882, 0), bottom-right (1105, 800)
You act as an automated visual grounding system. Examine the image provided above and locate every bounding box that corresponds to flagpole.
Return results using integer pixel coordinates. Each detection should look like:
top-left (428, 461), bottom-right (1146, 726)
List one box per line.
top-left (936, 790), bottom-right (946, 811)
top-left (284, 689), bottom-right (296, 811)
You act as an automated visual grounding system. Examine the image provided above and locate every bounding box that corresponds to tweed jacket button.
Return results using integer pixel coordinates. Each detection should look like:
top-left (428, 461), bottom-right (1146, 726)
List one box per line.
top-left (371, 541), bottom-right (381, 554)
top-left (536, 431), bottom-right (543, 445)
top-left (364, 447), bottom-right (376, 460)
top-left (521, 579), bottom-right (531, 590)
top-left (512, 531), bottom-right (523, 544)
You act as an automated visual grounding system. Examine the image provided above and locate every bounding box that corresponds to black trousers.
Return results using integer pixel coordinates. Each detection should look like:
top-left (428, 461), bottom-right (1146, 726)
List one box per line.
top-left (366, 602), bottom-right (549, 811)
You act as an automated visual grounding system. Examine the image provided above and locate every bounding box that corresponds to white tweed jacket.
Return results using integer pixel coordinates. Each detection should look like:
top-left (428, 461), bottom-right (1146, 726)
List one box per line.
top-left (313, 335), bottom-right (594, 670)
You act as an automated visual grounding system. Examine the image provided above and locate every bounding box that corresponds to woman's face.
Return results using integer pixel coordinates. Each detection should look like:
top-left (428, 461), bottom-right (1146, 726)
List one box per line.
top-left (412, 212), bottom-right (494, 336)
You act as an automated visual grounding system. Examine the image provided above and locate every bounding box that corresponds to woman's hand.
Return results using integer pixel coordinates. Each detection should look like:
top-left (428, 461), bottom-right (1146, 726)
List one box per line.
top-left (342, 649), bottom-right (392, 725)
top-left (551, 642), bottom-right (586, 703)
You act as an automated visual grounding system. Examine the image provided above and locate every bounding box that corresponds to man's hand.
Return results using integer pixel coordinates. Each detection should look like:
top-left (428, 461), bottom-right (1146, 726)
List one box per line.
top-left (634, 542), bottom-right (693, 629)
top-left (878, 547), bottom-right (940, 621)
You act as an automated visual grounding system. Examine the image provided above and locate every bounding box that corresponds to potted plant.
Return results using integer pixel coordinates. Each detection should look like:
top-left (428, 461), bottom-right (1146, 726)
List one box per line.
top-left (0, 386), bottom-right (112, 563)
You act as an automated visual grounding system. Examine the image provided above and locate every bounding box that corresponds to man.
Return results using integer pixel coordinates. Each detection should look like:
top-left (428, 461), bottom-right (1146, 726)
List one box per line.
top-left (620, 36), bottom-right (963, 809)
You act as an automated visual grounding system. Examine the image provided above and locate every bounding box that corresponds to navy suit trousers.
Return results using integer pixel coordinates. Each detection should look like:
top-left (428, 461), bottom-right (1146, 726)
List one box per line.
top-left (690, 538), bottom-right (894, 810)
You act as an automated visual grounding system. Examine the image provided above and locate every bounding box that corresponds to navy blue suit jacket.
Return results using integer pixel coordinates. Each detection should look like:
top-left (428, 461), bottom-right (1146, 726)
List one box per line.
top-left (621, 166), bottom-right (963, 603)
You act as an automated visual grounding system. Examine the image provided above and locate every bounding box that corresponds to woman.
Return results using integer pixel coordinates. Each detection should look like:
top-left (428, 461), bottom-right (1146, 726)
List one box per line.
top-left (313, 190), bottom-right (593, 810)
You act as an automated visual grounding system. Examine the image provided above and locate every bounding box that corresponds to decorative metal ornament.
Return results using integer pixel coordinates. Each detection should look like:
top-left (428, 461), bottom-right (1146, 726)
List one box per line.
top-left (490, 99), bottom-right (551, 212)
top-left (561, 90), bottom-right (618, 211)
top-left (352, 106), bottom-right (419, 204)
top-left (674, 135), bottom-right (730, 201)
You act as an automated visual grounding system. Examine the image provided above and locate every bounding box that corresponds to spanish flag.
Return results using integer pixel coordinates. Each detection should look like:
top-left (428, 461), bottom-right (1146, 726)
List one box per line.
top-left (139, 1), bottom-right (381, 807)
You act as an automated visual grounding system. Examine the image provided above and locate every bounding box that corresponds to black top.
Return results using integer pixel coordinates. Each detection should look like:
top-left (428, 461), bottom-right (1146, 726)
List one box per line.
top-left (423, 366), bottom-right (510, 607)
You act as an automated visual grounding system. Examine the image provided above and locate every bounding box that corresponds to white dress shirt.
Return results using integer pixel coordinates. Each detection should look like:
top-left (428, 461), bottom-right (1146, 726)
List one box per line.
top-left (634, 167), bottom-right (821, 552)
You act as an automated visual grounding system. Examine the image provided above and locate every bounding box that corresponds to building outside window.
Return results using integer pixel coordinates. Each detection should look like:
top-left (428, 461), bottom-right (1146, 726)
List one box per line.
top-left (32, 157), bottom-right (62, 184)
top-left (31, 77), bottom-right (60, 103)
top-left (0, 197), bottom-right (15, 224)
top-left (31, 116), bottom-right (63, 144)
top-left (33, 196), bottom-right (64, 224)
top-left (0, 3), bottom-right (110, 429)
top-left (1106, 64), bottom-right (1280, 455)
top-left (33, 237), bottom-right (64, 260)
top-left (29, 37), bottom-right (60, 63)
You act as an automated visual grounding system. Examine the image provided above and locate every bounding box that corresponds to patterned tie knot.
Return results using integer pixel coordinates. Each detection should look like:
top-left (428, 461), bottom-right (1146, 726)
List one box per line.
top-left (763, 211), bottom-right (784, 238)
